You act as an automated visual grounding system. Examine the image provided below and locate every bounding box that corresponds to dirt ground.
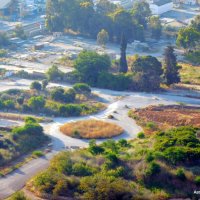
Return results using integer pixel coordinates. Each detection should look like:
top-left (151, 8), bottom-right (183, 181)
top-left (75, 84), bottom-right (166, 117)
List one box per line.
top-left (133, 105), bottom-right (200, 130)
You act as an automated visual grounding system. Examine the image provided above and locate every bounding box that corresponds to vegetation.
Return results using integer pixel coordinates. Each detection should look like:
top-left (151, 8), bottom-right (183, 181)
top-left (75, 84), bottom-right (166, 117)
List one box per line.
top-left (60, 120), bottom-right (124, 139)
top-left (97, 29), bottom-right (109, 47)
top-left (46, 0), bottom-right (153, 42)
top-left (0, 84), bottom-right (105, 118)
top-left (0, 117), bottom-right (47, 167)
top-left (176, 15), bottom-right (200, 64)
top-left (163, 46), bottom-right (180, 85)
top-left (27, 126), bottom-right (200, 199)
top-left (179, 63), bottom-right (200, 85)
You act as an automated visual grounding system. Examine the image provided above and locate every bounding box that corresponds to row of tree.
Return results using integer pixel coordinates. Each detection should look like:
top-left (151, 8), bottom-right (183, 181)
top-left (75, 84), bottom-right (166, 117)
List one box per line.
top-left (46, 0), bottom-right (162, 43)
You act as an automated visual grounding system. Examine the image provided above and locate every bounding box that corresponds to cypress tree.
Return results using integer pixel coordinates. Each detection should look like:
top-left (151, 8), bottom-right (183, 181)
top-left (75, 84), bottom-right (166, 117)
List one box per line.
top-left (163, 46), bottom-right (180, 85)
top-left (119, 34), bottom-right (128, 73)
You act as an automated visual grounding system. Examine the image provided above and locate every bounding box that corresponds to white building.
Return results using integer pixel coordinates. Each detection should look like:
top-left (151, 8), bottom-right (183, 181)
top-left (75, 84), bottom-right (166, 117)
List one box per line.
top-left (148, 0), bottom-right (173, 15)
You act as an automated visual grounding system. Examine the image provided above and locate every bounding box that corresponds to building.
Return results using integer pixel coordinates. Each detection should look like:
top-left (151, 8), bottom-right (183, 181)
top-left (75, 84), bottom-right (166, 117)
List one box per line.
top-left (149, 0), bottom-right (173, 15)
top-left (173, 0), bottom-right (198, 5)
top-left (0, 0), bottom-right (14, 16)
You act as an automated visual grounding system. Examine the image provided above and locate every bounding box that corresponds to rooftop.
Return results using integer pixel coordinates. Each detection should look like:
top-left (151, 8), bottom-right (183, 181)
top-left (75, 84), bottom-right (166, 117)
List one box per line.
top-left (153, 0), bottom-right (172, 6)
top-left (0, 0), bottom-right (12, 10)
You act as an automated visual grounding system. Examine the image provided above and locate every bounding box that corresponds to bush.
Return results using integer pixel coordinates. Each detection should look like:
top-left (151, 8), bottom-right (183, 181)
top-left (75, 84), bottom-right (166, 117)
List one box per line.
top-left (0, 49), bottom-right (7, 57)
top-left (145, 162), bottom-right (161, 177)
top-left (79, 174), bottom-right (133, 200)
top-left (9, 191), bottom-right (28, 200)
top-left (73, 83), bottom-right (91, 94)
top-left (32, 151), bottom-right (44, 158)
top-left (176, 168), bottom-right (186, 181)
top-left (194, 176), bottom-right (200, 186)
top-left (137, 132), bottom-right (145, 139)
top-left (30, 81), bottom-right (42, 91)
top-left (72, 163), bottom-right (94, 176)
top-left (28, 96), bottom-right (45, 111)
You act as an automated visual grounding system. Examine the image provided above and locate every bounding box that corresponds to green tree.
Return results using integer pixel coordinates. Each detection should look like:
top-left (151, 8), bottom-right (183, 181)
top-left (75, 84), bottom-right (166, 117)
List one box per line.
top-left (97, 29), bottom-right (109, 47)
top-left (28, 96), bottom-right (45, 111)
top-left (42, 79), bottom-right (49, 90)
top-left (74, 51), bottom-right (111, 85)
top-left (119, 34), bottom-right (128, 73)
top-left (46, 65), bottom-right (63, 81)
top-left (163, 46), bottom-right (180, 85)
top-left (149, 16), bottom-right (162, 39)
top-left (131, 1), bottom-right (151, 29)
top-left (176, 27), bottom-right (200, 51)
top-left (191, 14), bottom-right (200, 32)
top-left (30, 81), bottom-right (42, 91)
top-left (96, 0), bottom-right (118, 15)
top-left (132, 56), bottom-right (163, 91)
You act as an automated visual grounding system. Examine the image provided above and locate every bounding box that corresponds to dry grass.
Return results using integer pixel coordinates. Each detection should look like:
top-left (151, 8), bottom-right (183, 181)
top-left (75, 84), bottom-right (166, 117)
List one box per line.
top-left (180, 63), bottom-right (200, 85)
top-left (60, 120), bottom-right (124, 139)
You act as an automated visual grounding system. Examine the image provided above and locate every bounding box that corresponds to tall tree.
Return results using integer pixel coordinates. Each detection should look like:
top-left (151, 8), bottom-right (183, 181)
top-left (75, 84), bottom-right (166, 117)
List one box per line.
top-left (149, 16), bottom-right (162, 39)
top-left (119, 34), bottom-right (128, 73)
top-left (176, 27), bottom-right (200, 51)
top-left (163, 46), bottom-right (180, 85)
top-left (97, 29), bottom-right (109, 47)
top-left (131, 1), bottom-right (151, 29)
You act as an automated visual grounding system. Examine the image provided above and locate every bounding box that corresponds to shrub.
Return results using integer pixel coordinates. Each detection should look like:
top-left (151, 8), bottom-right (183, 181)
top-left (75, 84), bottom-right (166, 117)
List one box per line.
top-left (145, 152), bottom-right (154, 162)
top-left (32, 151), bottom-right (44, 158)
top-left (9, 191), bottom-right (29, 200)
top-left (118, 139), bottom-right (129, 147)
top-left (145, 162), bottom-right (161, 177)
top-left (194, 176), bottom-right (200, 186)
top-left (72, 163), bottom-right (94, 176)
top-left (28, 96), bottom-right (45, 111)
top-left (176, 168), bottom-right (186, 181)
top-left (50, 152), bottom-right (73, 174)
top-left (79, 174), bottom-right (133, 200)
top-left (73, 83), bottom-right (91, 94)
top-left (30, 81), bottom-right (42, 91)
top-left (137, 132), bottom-right (145, 139)
top-left (89, 140), bottom-right (104, 155)
top-left (146, 122), bottom-right (157, 130)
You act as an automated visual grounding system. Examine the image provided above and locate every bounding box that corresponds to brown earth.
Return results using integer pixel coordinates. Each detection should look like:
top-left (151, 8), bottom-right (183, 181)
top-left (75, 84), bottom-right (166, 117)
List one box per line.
top-left (132, 105), bottom-right (200, 130)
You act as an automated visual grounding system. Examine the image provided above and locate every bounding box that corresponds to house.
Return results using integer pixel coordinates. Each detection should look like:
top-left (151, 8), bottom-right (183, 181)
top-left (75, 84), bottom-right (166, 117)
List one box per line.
top-left (173, 0), bottom-right (198, 5)
top-left (0, 0), bottom-right (13, 16)
top-left (149, 0), bottom-right (173, 15)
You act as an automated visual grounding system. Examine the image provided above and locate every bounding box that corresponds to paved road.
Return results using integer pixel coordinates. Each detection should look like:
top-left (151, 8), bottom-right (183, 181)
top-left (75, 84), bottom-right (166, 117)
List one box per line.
top-left (0, 80), bottom-right (200, 199)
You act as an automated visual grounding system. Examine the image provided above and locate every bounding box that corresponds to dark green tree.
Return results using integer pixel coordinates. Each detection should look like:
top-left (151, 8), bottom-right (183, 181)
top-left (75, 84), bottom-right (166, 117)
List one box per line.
top-left (119, 34), bottom-right (128, 73)
top-left (163, 46), bottom-right (180, 85)
top-left (30, 81), bottom-right (42, 91)
top-left (74, 51), bottom-right (111, 85)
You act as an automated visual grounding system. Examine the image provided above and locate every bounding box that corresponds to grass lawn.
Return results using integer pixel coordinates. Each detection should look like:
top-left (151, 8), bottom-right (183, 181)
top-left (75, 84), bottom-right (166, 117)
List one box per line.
top-left (180, 63), bottom-right (200, 85)
top-left (60, 120), bottom-right (124, 139)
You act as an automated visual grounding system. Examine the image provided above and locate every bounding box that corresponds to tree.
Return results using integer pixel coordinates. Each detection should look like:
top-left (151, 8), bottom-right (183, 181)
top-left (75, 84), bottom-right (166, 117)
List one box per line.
top-left (28, 96), bottom-right (45, 111)
top-left (132, 56), bottom-right (163, 91)
top-left (73, 83), bottom-right (91, 95)
top-left (163, 46), bottom-right (180, 85)
top-left (74, 51), bottom-right (111, 85)
top-left (131, 1), bottom-right (151, 29)
top-left (30, 81), bottom-right (42, 91)
top-left (42, 79), bottom-right (49, 90)
top-left (176, 27), bottom-right (200, 51)
top-left (96, 0), bottom-right (118, 15)
top-left (191, 14), bottom-right (200, 32)
top-left (119, 34), bottom-right (128, 73)
top-left (46, 65), bottom-right (63, 81)
top-left (97, 29), bottom-right (109, 47)
top-left (13, 24), bottom-right (27, 40)
top-left (149, 16), bottom-right (162, 39)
